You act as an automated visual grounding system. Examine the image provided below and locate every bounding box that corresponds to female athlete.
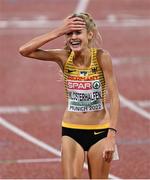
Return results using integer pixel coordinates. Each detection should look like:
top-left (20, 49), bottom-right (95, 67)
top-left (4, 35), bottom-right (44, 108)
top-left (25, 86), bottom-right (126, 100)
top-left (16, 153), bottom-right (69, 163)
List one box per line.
top-left (19, 12), bottom-right (120, 179)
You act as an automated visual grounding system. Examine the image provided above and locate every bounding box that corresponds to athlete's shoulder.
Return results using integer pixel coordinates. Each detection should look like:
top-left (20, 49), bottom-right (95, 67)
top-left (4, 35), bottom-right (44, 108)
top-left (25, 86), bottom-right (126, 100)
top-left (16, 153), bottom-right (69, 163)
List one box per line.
top-left (96, 48), bottom-right (111, 62)
top-left (96, 48), bottom-right (112, 71)
top-left (96, 48), bottom-right (110, 58)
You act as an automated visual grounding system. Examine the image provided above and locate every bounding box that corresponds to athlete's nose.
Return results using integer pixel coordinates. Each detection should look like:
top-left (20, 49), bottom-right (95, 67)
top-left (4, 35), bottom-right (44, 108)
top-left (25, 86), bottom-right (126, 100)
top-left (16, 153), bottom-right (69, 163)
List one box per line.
top-left (71, 32), bottom-right (78, 39)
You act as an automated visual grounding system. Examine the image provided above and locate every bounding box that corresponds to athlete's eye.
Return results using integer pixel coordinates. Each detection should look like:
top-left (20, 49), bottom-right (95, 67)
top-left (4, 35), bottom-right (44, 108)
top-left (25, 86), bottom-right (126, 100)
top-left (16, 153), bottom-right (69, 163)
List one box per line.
top-left (66, 32), bottom-right (73, 36)
top-left (75, 30), bottom-right (82, 35)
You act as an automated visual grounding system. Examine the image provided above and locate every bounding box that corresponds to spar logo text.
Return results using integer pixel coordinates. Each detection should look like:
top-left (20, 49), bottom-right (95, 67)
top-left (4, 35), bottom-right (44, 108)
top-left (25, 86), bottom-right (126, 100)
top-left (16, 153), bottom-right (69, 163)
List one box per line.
top-left (67, 81), bottom-right (92, 90)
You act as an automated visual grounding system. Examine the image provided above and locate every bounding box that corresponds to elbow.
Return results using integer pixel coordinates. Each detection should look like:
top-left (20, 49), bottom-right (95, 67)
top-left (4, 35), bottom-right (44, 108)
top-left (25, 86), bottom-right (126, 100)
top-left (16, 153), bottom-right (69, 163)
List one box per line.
top-left (19, 47), bottom-right (26, 56)
top-left (19, 46), bottom-right (30, 57)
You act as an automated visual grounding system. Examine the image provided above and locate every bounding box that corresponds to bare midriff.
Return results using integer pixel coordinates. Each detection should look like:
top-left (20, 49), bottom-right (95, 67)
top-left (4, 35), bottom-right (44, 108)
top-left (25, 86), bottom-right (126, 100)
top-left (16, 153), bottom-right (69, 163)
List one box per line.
top-left (62, 107), bottom-right (110, 126)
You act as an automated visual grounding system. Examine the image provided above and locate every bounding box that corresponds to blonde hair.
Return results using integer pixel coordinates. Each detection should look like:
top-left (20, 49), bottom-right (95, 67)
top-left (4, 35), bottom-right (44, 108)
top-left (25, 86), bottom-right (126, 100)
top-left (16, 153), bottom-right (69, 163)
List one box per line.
top-left (64, 12), bottom-right (102, 50)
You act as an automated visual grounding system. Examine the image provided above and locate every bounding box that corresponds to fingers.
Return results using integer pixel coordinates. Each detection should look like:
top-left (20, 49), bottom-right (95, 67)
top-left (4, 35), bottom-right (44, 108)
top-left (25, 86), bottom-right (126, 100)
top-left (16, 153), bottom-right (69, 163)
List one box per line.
top-left (103, 150), bottom-right (114, 163)
top-left (62, 16), bottom-right (86, 35)
top-left (68, 16), bottom-right (85, 22)
top-left (66, 16), bottom-right (86, 26)
top-left (69, 17), bottom-right (86, 27)
top-left (72, 21), bottom-right (86, 26)
top-left (65, 16), bottom-right (84, 22)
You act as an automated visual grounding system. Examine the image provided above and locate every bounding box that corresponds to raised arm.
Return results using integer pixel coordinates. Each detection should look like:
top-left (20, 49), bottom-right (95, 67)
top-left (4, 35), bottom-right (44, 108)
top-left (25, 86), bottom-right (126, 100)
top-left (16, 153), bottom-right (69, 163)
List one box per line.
top-left (19, 16), bottom-right (86, 68)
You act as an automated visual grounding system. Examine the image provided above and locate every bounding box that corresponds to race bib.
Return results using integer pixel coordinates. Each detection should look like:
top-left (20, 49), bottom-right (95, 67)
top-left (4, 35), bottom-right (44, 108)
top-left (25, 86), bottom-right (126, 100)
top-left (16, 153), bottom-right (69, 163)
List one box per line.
top-left (67, 80), bottom-right (104, 112)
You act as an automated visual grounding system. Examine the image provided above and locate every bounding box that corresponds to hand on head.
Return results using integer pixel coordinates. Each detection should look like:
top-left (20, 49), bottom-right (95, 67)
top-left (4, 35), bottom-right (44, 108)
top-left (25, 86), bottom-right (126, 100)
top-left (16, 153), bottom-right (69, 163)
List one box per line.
top-left (60, 15), bottom-right (86, 35)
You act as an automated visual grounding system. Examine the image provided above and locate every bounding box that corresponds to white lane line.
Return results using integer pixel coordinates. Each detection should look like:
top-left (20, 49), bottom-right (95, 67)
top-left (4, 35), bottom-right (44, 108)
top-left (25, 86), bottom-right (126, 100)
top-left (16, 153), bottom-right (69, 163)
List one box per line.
top-left (96, 19), bottom-right (150, 27)
top-left (0, 117), bottom-right (121, 179)
top-left (0, 100), bottom-right (150, 114)
top-left (113, 57), bottom-right (150, 65)
top-left (1, 18), bottom-right (150, 28)
top-left (75, 0), bottom-right (90, 13)
top-left (0, 104), bottom-right (64, 114)
top-left (0, 19), bottom-right (61, 28)
top-left (121, 100), bottom-right (150, 108)
top-left (136, 100), bottom-right (150, 108)
top-left (119, 95), bottom-right (150, 120)
top-left (0, 117), bottom-right (61, 157)
top-left (0, 158), bottom-right (61, 164)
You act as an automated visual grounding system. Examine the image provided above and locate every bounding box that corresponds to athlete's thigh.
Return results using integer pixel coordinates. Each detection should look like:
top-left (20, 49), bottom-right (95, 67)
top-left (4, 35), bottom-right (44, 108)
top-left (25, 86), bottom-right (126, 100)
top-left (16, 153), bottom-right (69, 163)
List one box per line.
top-left (87, 138), bottom-right (111, 179)
top-left (61, 136), bottom-right (85, 178)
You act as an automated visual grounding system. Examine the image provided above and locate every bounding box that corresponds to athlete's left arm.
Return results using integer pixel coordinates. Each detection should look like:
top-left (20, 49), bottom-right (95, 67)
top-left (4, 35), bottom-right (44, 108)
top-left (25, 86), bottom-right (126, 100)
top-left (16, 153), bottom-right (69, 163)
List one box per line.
top-left (100, 50), bottom-right (120, 131)
top-left (99, 50), bottom-right (120, 162)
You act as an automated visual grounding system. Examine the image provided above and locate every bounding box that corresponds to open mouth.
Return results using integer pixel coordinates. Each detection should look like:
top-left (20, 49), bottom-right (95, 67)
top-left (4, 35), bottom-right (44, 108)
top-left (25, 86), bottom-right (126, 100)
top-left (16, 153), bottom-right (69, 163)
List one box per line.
top-left (70, 40), bottom-right (81, 49)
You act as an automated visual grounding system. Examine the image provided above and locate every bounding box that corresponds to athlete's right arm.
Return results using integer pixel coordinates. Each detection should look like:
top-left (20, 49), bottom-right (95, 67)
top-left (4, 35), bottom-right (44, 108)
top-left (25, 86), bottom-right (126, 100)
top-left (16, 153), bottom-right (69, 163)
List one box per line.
top-left (19, 29), bottom-right (66, 62)
top-left (19, 16), bottom-right (86, 64)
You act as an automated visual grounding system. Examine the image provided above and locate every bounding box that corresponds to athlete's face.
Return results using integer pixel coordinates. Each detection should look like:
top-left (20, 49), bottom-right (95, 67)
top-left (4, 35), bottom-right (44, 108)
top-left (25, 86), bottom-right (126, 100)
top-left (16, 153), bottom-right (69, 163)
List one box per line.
top-left (65, 28), bottom-right (93, 52)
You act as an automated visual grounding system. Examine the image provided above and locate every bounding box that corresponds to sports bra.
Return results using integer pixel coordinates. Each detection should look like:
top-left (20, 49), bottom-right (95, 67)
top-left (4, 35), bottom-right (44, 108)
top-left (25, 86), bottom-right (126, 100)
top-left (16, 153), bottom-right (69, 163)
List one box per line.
top-left (63, 48), bottom-right (106, 112)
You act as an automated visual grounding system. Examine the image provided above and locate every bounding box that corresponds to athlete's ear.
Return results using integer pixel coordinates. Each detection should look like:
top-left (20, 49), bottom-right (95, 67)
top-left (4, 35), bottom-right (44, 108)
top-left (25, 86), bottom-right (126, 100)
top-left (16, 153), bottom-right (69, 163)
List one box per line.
top-left (88, 31), bottom-right (94, 40)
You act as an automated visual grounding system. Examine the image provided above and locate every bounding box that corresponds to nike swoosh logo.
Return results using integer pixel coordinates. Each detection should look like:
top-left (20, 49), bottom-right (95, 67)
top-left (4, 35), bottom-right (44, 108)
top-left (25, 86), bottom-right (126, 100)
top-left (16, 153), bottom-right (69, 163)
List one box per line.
top-left (68, 69), bottom-right (76, 73)
top-left (94, 130), bottom-right (105, 135)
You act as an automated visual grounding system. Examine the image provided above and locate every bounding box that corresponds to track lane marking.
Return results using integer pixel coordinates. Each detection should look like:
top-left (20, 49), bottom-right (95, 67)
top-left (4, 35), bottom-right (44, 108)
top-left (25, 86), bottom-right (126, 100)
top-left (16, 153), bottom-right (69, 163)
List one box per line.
top-left (0, 117), bottom-right (61, 156)
top-left (0, 104), bottom-right (64, 114)
top-left (75, 0), bottom-right (90, 13)
top-left (0, 158), bottom-right (61, 164)
top-left (1, 18), bottom-right (150, 28)
top-left (119, 95), bottom-right (150, 120)
top-left (0, 99), bottom-right (150, 114)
